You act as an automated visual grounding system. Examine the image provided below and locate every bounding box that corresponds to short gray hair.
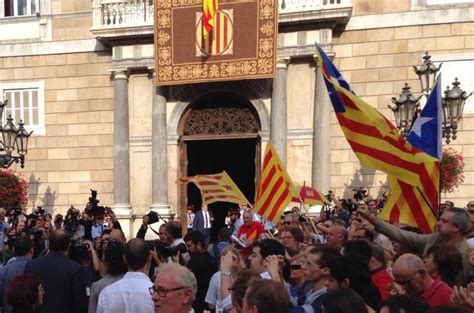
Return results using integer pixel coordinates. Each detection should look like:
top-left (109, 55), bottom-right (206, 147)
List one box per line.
top-left (446, 207), bottom-right (471, 235)
top-left (156, 263), bottom-right (197, 302)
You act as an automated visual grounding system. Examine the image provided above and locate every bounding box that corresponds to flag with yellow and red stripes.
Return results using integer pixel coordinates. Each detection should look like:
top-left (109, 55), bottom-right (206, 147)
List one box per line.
top-left (177, 171), bottom-right (248, 205)
top-left (316, 44), bottom-right (440, 233)
top-left (202, 0), bottom-right (218, 38)
top-left (253, 141), bottom-right (296, 223)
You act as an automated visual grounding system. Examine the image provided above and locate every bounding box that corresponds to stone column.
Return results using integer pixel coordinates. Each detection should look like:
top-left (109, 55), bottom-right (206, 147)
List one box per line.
top-left (271, 59), bottom-right (289, 166)
top-left (110, 69), bottom-right (132, 219)
top-left (311, 59), bottom-right (331, 195)
top-left (149, 68), bottom-right (171, 216)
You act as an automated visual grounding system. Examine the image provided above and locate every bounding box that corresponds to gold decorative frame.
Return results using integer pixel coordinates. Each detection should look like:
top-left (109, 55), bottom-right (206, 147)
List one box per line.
top-left (154, 0), bottom-right (278, 86)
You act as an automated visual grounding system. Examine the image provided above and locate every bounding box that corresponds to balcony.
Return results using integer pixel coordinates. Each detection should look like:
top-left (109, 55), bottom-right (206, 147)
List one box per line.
top-left (91, 0), bottom-right (352, 44)
top-left (91, 0), bottom-right (154, 44)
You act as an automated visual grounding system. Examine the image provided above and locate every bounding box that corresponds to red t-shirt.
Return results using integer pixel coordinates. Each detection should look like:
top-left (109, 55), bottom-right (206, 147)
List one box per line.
top-left (420, 277), bottom-right (453, 307)
top-left (237, 221), bottom-right (265, 256)
top-left (371, 268), bottom-right (394, 300)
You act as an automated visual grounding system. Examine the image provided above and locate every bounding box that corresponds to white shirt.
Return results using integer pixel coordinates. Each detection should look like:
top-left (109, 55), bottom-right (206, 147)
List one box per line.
top-left (205, 272), bottom-right (232, 313)
top-left (97, 272), bottom-right (153, 313)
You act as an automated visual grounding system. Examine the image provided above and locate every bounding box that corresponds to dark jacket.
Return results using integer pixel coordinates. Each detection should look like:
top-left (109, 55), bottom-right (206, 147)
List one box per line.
top-left (24, 251), bottom-right (88, 313)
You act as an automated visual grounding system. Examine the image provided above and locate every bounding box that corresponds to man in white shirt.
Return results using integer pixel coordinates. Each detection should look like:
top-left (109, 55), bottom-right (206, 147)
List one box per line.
top-left (97, 238), bottom-right (153, 313)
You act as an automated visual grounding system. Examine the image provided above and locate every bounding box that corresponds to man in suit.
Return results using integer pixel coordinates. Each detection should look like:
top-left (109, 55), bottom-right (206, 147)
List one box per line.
top-left (193, 204), bottom-right (213, 248)
top-left (25, 229), bottom-right (88, 313)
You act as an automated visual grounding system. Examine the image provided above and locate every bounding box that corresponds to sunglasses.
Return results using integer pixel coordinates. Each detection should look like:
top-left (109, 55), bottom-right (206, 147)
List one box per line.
top-left (290, 264), bottom-right (302, 270)
top-left (283, 221), bottom-right (292, 225)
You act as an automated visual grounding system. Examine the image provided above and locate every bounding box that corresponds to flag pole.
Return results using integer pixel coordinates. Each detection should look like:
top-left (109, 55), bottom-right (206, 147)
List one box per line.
top-left (416, 186), bottom-right (439, 221)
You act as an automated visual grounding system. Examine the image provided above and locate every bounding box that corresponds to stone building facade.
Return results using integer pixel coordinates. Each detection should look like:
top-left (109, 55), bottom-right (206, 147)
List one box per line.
top-left (0, 0), bottom-right (473, 237)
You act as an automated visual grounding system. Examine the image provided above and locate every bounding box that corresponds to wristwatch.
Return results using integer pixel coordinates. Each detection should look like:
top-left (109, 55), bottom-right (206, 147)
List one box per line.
top-left (221, 269), bottom-right (232, 277)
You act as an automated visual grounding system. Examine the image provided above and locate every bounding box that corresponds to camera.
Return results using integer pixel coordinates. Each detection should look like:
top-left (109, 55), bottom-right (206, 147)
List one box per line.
top-left (325, 190), bottom-right (334, 202)
top-left (147, 240), bottom-right (187, 259)
top-left (86, 189), bottom-right (106, 217)
top-left (353, 188), bottom-right (367, 201)
top-left (34, 206), bottom-right (45, 216)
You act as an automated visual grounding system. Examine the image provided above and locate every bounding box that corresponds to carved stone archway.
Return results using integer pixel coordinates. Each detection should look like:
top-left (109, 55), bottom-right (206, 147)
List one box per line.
top-left (176, 91), bottom-right (262, 229)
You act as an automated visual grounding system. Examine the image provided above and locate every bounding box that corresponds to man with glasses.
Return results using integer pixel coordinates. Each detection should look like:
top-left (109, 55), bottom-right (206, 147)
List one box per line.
top-left (392, 253), bottom-right (452, 307)
top-left (151, 263), bottom-right (197, 313)
top-left (289, 246), bottom-right (340, 313)
top-left (97, 238), bottom-right (153, 313)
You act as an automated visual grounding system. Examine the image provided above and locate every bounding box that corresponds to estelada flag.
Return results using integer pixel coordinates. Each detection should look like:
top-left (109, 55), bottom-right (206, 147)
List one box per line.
top-left (379, 77), bottom-right (442, 233)
top-left (177, 171), bottom-right (249, 205)
top-left (292, 185), bottom-right (329, 205)
top-left (253, 141), bottom-right (296, 223)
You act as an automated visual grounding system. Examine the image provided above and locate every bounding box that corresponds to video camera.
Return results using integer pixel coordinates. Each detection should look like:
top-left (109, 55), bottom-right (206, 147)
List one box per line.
top-left (353, 187), bottom-right (367, 201)
top-left (85, 189), bottom-right (106, 217)
top-left (147, 240), bottom-right (187, 259)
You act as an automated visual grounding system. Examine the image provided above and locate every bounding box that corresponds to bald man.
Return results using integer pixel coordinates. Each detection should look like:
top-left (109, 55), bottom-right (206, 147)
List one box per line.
top-left (392, 253), bottom-right (452, 307)
top-left (325, 224), bottom-right (347, 249)
top-left (358, 205), bottom-right (473, 284)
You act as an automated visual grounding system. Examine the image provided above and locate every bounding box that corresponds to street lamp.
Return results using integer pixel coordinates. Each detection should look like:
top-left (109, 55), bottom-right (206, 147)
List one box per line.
top-left (412, 52), bottom-right (442, 95)
top-left (390, 52), bottom-right (472, 144)
top-left (388, 83), bottom-right (422, 137)
top-left (0, 100), bottom-right (33, 168)
top-left (443, 78), bottom-right (473, 144)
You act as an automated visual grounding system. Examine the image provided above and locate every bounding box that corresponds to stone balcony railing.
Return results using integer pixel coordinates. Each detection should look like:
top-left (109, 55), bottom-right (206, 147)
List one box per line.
top-left (91, 0), bottom-right (352, 43)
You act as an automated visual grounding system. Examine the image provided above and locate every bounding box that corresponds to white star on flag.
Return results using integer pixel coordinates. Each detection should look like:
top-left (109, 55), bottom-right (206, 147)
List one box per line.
top-left (410, 116), bottom-right (433, 137)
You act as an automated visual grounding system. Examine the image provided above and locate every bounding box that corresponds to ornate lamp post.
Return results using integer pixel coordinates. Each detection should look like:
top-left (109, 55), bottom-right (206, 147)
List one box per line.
top-left (0, 100), bottom-right (33, 168)
top-left (443, 78), bottom-right (473, 143)
top-left (390, 52), bottom-right (472, 144)
top-left (388, 83), bottom-right (422, 137)
top-left (413, 52), bottom-right (442, 95)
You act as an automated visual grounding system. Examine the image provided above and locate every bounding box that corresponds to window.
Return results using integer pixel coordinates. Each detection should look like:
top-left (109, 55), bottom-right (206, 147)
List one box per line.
top-left (1, 81), bottom-right (45, 135)
top-left (3, 0), bottom-right (38, 17)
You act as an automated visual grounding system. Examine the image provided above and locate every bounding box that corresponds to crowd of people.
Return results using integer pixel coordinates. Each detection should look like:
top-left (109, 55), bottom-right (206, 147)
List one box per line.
top-left (0, 191), bottom-right (474, 313)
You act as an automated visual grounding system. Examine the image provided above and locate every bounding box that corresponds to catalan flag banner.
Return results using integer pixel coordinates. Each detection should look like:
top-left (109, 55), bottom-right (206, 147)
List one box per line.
top-left (177, 171), bottom-right (249, 205)
top-left (379, 78), bottom-right (442, 233)
top-left (253, 141), bottom-right (296, 223)
top-left (315, 44), bottom-right (440, 233)
top-left (291, 185), bottom-right (329, 205)
top-left (202, 0), bottom-right (218, 38)
top-left (315, 45), bottom-right (438, 190)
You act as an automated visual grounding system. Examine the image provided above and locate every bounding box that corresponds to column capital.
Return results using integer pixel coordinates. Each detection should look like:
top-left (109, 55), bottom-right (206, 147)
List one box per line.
top-left (276, 58), bottom-right (290, 69)
top-left (109, 69), bottom-right (129, 81)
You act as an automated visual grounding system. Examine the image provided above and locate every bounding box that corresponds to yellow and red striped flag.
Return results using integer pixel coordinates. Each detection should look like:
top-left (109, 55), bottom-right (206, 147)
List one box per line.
top-left (316, 44), bottom-right (440, 233)
top-left (177, 171), bottom-right (248, 205)
top-left (253, 141), bottom-right (296, 223)
top-left (378, 78), bottom-right (442, 233)
top-left (202, 0), bottom-right (218, 38)
top-left (379, 168), bottom-right (439, 233)
top-left (291, 185), bottom-right (329, 206)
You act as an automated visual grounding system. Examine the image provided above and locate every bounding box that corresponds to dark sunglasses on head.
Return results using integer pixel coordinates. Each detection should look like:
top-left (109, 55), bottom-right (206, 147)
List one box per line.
top-left (290, 264), bottom-right (302, 270)
top-left (283, 221), bottom-right (292, 225)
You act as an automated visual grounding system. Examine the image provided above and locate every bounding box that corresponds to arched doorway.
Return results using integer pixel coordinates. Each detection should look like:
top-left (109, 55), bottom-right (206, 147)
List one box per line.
top-left (177, 92), bottom-right (261, 239)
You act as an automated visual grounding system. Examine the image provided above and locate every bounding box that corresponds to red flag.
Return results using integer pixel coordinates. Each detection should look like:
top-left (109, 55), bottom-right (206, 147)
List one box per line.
top-left (291, 185), bottom-right (329, 205)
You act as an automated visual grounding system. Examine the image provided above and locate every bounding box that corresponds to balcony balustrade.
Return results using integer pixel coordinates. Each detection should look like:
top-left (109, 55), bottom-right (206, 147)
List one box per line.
top-left (91, 0), bottom-right (351, 39)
